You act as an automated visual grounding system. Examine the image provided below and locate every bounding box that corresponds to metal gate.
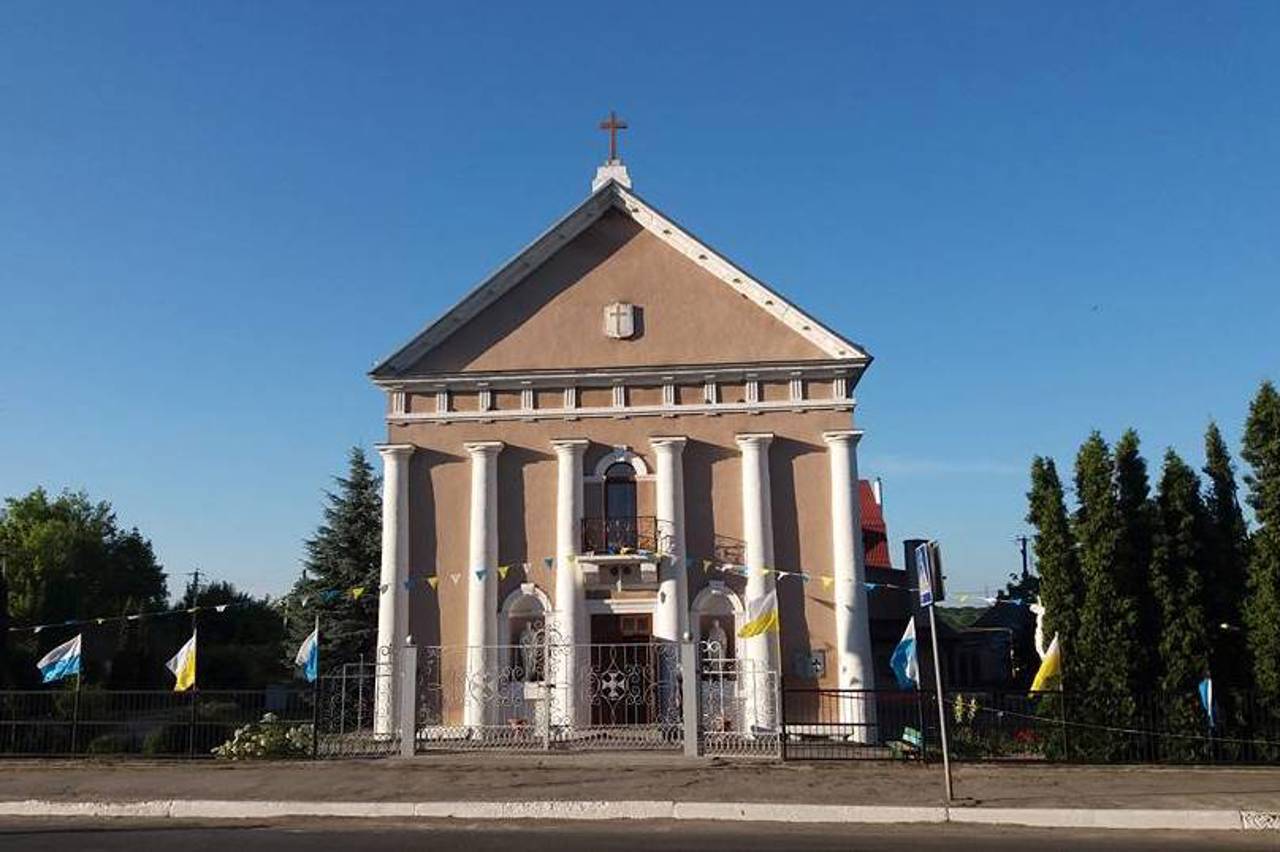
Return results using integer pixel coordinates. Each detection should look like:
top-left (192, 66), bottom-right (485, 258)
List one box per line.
top-left (412, 625), bottom-right (682, 752)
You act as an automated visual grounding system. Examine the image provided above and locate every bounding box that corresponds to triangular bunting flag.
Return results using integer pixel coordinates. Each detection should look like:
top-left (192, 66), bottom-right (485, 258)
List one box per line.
top-left (449, 573), bottom-right (461, 585)
top-left (426, 576), bottom-right (439, 590)
top-left (498, 565), bottom-right (510, 580)
top-left (350, 586), bottom-right (366, 600)
top-left (820, 575), bottom-right (835, 590)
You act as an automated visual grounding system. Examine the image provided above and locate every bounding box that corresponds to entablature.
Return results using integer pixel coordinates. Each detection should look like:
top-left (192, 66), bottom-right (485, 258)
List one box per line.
top-left (377, 361), bottom-right (862, 425)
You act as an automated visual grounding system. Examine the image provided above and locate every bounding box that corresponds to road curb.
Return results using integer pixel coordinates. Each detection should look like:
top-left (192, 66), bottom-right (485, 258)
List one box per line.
top-left (0, 799), bottom-right (1273, 831)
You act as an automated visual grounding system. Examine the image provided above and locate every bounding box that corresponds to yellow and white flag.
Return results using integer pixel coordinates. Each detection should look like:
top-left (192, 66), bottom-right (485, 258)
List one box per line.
top-left (738, 589), bottom-right (779, 638)
top-left (1030, 633), bottom-right (1061, 692)
top-left (166, 630), bottom-right (197, 692)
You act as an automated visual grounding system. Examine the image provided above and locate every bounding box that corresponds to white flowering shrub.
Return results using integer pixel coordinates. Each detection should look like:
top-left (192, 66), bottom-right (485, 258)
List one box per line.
top-left (212, 713), bottom-right (313, 760)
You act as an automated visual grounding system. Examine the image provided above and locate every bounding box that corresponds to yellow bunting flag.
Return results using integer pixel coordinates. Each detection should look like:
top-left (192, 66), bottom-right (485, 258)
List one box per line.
top-left (819, 575), bottom-right (835, 591)
top-left (1030, 634), bottom-right (1062, 692)
top-left (738, 590), bottom-right (780, 638)
top-left (498, 565), bottom-right (510, 581)
top-left (427, 577), bottom-right (439, 590)
top-left (702, 560), bottom-right (713, 573)
top-left (166, 630), bottom-right (197, 692)
top-left (350, 586), bottom-right (365, 600)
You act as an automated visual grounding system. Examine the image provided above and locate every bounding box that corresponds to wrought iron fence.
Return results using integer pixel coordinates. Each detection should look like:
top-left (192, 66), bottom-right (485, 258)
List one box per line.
top-left (0, 667), bottom-right (397, 759)
top-left (413, 636), bottom-right (684, 752)
top-left (699, 639), bottom-right (780, 758)
top-left (780, 686), bottom-right (1280, 764)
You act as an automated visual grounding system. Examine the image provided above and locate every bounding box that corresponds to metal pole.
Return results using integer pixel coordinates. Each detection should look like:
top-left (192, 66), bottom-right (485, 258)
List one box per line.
top-left (310, 614), bottom-right (320, 759)
top-left (927, 604), bottom-right (953, 802)
top-left (187, 608), bottom-right (199, 758)
top-left (70, 665), bottom-right (81, 752)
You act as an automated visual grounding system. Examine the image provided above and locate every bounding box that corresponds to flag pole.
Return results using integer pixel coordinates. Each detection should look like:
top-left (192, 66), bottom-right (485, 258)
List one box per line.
top-left (71, 667), bottom-right (82, 756)
top-left (310, 614), bottom-right (320, 759)
top-left (188, 607), bottom-right (198, 758)
top-left (927, 601), bottom-right (953, 802)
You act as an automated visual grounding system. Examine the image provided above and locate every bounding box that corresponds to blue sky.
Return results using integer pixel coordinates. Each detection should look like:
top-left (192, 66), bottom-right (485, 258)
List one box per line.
top-left (1, 2), bottom-right (1276, 599)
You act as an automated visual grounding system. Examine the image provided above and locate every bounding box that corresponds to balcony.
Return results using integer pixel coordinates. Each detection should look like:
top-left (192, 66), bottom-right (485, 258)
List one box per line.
top-left (579, 517), bottom-right (747, 565)
top-left (581, 516), bottom-right (659, 556)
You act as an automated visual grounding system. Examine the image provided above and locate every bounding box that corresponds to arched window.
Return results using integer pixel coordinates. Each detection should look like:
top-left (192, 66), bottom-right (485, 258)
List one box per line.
top-left (603, 462), bottom-right (637, 551)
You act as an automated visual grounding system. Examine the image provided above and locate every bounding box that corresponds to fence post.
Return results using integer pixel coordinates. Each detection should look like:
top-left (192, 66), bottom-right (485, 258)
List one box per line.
top-left (70, 675), bottom-right (82, 756)
top-left (188, 689), bottom-right (199, 758)
top-left (398, 640), bottom-right (417, 759)
top-left (778, 672), bottom-right (787, 761)
top-left (680, 635), bottom-right (699, 758)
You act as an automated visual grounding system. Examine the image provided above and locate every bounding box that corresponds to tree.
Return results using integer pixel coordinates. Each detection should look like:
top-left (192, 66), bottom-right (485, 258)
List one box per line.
top-left (1114, 430), bottom-right (1158, 679)
top-left (1203, 421), bottom-right (1251, 686)
top-left (0, 489), bottom-right (168, 685)
top-left (1149, 450), bottom-right (1211, 744)
top-left (284, 447), bottom-right (382, 672)
top-left (1242, 381), bottom-right (1280, 702)
top-left (174, 581), bottom-right (289, 689)
top-left (1073, 433), bottom-right (1141, 722)
top-left (1026, 456), bottom-right (1081, 688)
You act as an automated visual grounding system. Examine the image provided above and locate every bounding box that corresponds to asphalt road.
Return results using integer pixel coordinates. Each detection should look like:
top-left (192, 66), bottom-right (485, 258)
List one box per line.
top-left (0, 819), bottom-right (1274, 851)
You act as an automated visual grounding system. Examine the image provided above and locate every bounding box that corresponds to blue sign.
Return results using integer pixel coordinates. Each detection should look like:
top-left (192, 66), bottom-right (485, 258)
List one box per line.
top-left (915, 542), bottom-right (934, 608)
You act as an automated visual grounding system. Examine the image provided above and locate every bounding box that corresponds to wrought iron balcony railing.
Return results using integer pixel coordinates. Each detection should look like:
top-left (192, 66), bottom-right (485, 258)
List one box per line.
top-left (579, 517), bottom-right (748, 566)
top-left (581, 516), bottom-right (659, 555)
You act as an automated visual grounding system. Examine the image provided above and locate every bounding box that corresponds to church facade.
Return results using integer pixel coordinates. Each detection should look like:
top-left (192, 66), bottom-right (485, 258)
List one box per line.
top-left (369, 152), bottom-right (879, 743)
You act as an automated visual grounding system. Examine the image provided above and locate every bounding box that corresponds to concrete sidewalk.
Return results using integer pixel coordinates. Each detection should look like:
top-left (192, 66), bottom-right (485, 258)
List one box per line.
top-left (3, 754), bottom-right (1280, 812)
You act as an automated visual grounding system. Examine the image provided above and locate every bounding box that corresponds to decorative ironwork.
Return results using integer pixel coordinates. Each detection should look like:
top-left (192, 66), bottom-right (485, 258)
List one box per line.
top-left (413, 636), bottom-right (682, 753)
top-left (581, 516), bottom-right (660, 555)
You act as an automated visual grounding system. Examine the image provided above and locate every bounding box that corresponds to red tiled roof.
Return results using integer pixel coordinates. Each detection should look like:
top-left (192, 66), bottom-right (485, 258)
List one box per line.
top-left (860, 480), bottom-right (893, 571)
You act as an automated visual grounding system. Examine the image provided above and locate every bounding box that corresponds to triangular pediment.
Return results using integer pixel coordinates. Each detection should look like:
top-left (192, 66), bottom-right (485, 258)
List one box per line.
top-left (372, 181), bottom-right (868, 379)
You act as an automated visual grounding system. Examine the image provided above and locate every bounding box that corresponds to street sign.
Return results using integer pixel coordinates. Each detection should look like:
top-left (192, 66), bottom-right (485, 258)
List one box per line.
top-left (915, 541), bottom-right (934, 608)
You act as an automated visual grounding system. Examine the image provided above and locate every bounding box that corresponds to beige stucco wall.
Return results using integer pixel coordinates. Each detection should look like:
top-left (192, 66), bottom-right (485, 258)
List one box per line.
top-left (403, 209), bottom-right (831, 375)
top-left (392, 407), bottom-right (852, 688)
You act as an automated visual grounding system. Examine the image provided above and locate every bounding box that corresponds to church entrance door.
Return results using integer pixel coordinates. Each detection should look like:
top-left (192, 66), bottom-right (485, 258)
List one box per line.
top-left (588, 613), bottom-right (657, 726)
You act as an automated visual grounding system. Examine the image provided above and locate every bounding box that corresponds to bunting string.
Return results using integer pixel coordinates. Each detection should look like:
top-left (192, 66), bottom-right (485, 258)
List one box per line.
top-left (7, 600), bottom-right (254, 635)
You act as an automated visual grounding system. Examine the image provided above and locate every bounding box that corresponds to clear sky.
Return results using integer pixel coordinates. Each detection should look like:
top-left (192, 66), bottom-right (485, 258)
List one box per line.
top-left (1, 2), bottom-right (1276, 599)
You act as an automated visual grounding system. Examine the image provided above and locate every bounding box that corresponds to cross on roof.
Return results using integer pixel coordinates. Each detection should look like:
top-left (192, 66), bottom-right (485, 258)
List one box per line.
top-left (598, 110), bottom-right (628, 162)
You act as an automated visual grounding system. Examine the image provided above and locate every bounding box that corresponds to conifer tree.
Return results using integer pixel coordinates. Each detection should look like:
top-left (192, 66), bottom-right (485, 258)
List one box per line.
top-left (1242, 382), bottom-right (1280, 702)
top-left (1026, 457), bottom-right (1082, 688)
top-left (1149, 450), bottom-right (1211, 743)
top-left (1114, 429), bottom-right (1158, 680)
top-left (284, 447), bottom-right (383, 673)
top-left (1073, 433), bottom-right (1140, 723)
top-left (1203, 421), bottom-right (1251, 686)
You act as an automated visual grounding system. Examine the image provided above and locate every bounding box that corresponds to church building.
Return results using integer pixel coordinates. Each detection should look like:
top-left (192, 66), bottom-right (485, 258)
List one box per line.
top-left (369, 123), bottom-right (880, 744)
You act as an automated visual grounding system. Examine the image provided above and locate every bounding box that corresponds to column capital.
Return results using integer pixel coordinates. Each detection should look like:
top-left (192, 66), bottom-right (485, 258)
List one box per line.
top-left (376, 443), bottom-right (416, 459)
top-left (822, 430), bottom-right (864, 446)
top-left (463, 440), bottom-right (505, 457)
top-left (650, 436), bottom-right (688, 451)
top-left (735, 432), bottom-right (775, 449)
top-left (551, 438), bottom-right (590, 454)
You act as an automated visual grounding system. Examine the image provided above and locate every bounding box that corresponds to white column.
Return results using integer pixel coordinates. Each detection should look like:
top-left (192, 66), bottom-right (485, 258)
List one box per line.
top-left (652, 436), bottom-right (688, 726)
top-left (374, 443), bottom-right (414, 738)
top-left (736, 433), bottom-right (778, 732)
top-left (651, 437), bottom-right (688, 643)
top-left (463, 440), bottom-right (503, 730)
top-left (551, 438), bottom-right (588, 728)
top-left (824, 430), bottom-right (878, 742)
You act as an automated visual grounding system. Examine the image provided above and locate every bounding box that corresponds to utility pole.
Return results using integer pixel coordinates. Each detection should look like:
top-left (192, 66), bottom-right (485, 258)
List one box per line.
top-left (185, 567), bottom-right (203, 604)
